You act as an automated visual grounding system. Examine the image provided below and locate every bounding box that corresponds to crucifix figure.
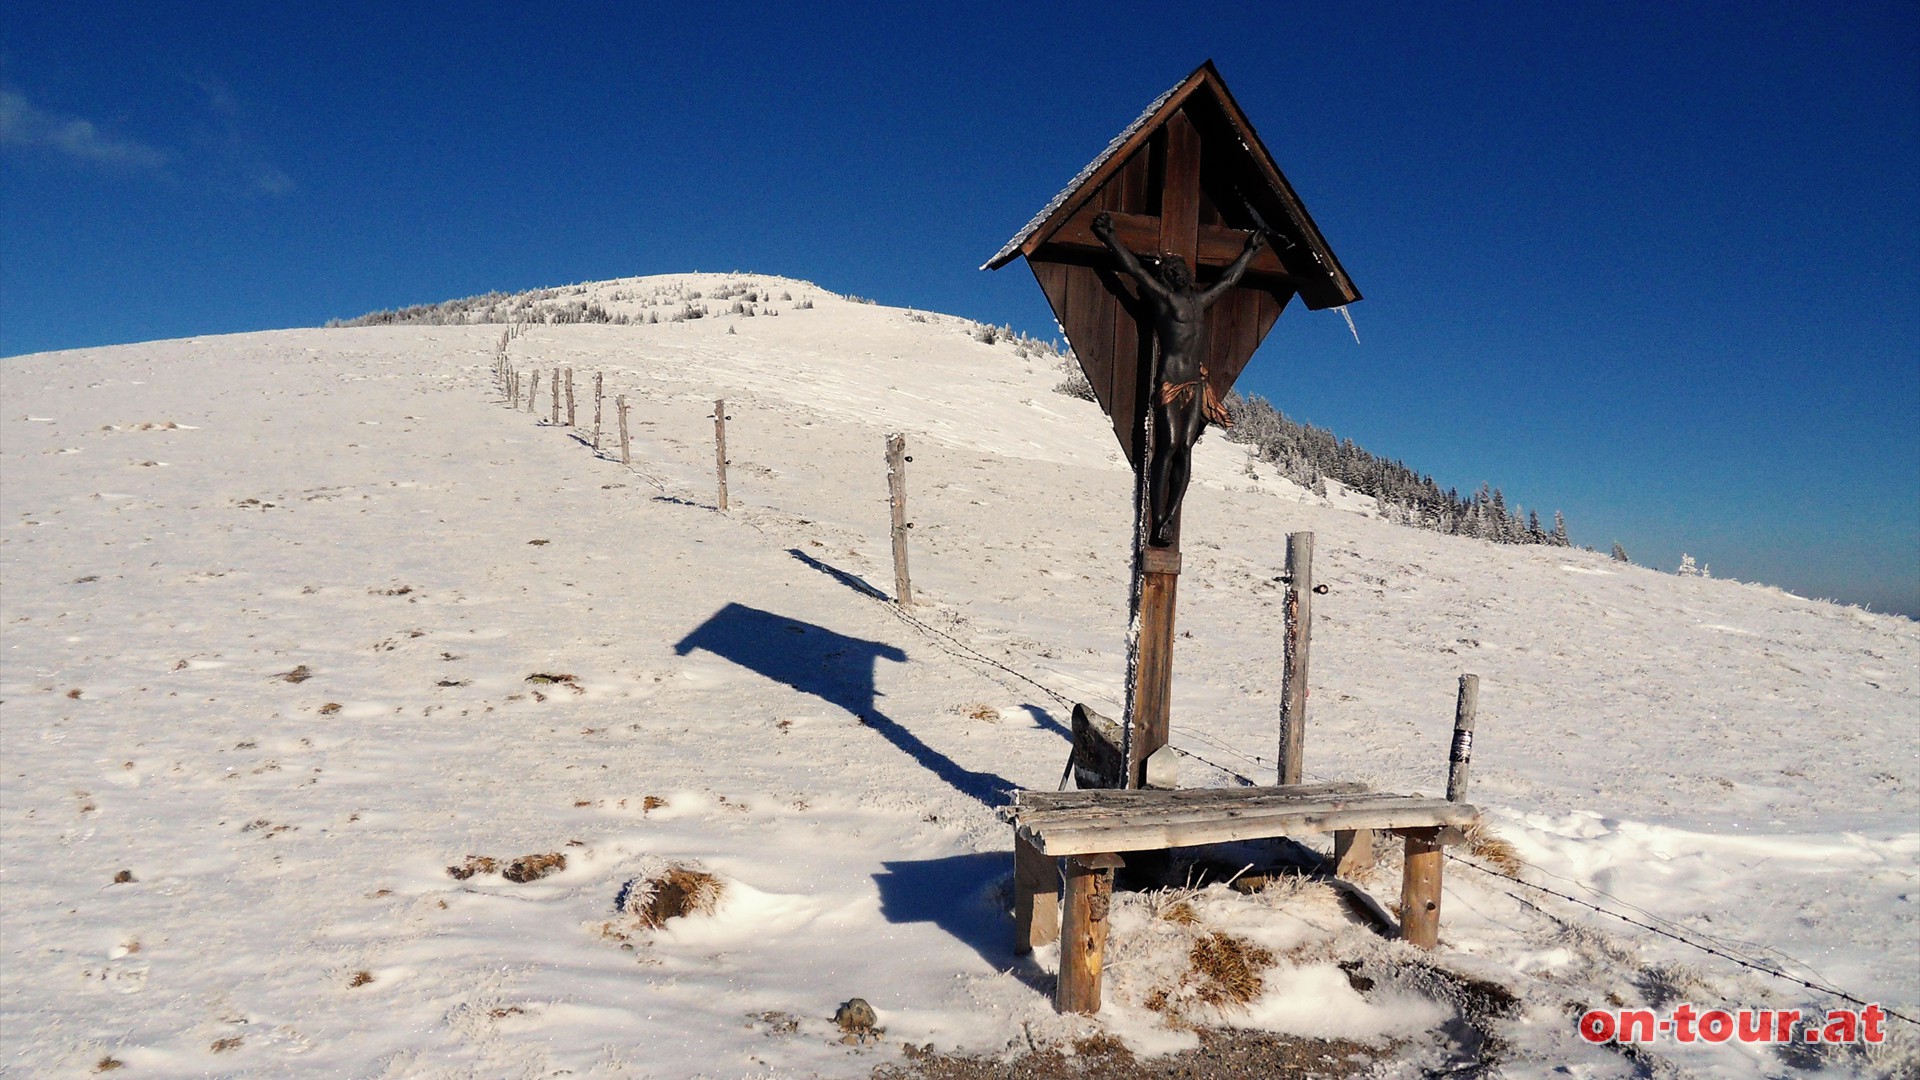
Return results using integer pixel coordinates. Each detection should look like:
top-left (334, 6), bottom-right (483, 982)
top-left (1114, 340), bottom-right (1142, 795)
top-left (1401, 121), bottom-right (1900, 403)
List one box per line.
top-left (1092, 210), bottom-right (1266, 546)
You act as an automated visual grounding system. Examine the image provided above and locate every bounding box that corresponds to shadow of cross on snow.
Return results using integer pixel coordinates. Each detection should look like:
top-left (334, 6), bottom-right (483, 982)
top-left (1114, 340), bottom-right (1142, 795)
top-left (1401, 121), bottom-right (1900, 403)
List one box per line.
top-left (671, 603), bottom-right (1014, 807)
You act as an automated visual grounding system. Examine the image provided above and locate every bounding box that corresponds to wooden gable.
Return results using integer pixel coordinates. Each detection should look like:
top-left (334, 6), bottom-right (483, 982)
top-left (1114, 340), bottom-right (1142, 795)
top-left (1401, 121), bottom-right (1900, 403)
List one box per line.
top-left (986, 62), bottom-right (1359, 463)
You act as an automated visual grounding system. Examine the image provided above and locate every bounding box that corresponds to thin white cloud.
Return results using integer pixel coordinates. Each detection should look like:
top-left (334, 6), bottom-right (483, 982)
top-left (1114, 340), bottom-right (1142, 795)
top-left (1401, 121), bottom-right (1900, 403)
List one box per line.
top-left (189, 75), bottom-right (240, 118)
top-left (0, 90), bottom-right (168, 169)
top-left (248, 163), bottom-right (294, 195)
top-left (187, 75), bottom-right (293, 196)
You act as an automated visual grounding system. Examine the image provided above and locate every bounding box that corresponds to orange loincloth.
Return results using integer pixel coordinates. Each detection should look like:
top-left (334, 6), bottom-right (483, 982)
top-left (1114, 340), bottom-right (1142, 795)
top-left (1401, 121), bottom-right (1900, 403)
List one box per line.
top-left (1159, 366), bottom-right (1234, 428)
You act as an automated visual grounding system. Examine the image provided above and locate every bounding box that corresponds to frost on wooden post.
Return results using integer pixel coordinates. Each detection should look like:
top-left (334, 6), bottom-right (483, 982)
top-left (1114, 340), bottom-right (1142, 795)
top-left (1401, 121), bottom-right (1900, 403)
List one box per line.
top-left (713, 399), bottom-right (730, 512)
top-left (592, 372), bottom-right (604, 450)
top-left (885, 433), bottom-right (911, 609)
top-left (617, 395), bottom-right (631, 465)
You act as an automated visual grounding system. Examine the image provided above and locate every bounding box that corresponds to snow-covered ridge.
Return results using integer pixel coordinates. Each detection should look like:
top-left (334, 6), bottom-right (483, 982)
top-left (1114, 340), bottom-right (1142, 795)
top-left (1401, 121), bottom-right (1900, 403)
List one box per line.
top-left (331, 272), bottom-right (1053, 358)
top-left (3, 273), bottom-right (1914, 1076)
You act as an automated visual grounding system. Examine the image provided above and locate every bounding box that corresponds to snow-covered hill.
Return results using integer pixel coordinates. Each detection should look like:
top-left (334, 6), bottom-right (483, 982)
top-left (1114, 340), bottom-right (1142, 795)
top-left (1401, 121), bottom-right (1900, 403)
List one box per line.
top-left (3, 273), bottom-right (1914, 1077)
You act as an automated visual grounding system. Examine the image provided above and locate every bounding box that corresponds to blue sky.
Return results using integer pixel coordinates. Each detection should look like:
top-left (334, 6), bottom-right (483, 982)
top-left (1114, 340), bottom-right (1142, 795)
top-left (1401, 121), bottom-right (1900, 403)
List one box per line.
top-left (3, 2), bottom-right (1915, 615)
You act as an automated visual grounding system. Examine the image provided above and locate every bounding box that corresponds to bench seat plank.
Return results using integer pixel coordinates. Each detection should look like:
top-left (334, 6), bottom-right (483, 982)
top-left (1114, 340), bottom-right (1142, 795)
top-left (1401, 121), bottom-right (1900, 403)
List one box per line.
top-left (1016, 781), bottom-right (1368, 813)
top-left (1013, 788), bottom-right (1477, 856)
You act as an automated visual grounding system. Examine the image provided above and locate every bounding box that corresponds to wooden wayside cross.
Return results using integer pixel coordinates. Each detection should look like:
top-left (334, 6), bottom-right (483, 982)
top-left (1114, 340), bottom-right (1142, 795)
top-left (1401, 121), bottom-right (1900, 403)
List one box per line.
top-left (986, 62), bottom-right (1360, 786)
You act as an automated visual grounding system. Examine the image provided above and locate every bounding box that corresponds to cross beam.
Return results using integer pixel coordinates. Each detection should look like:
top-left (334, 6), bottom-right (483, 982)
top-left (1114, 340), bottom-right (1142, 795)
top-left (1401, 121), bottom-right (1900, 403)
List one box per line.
top-left (1038, 211), bottom-right (1317, 291)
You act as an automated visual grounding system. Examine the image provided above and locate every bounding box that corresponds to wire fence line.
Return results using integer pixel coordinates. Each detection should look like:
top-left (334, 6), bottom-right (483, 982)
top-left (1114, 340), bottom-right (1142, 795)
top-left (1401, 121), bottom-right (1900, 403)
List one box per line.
top-left (1445, 852), bottom-right (1916, 1027)
top-left (488, 340), bottom-right (1910, 1030)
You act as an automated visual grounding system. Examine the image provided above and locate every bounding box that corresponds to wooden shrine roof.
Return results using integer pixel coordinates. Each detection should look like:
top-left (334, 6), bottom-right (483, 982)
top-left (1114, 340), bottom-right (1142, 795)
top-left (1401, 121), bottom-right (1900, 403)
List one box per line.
top-left (982, 61), bottom-right (1359, 311)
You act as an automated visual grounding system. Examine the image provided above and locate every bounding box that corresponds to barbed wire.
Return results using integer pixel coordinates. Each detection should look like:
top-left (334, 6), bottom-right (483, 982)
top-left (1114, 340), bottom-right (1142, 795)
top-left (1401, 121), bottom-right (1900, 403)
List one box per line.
top-left (885, 604), bottom-right (1270, 788)
top-left (887, 605), bottom-right (1076, 710)
top-left (1513, 851), bottom-right (1836, 990)
top-left (1446, 852), bottom-right (1917, 1027)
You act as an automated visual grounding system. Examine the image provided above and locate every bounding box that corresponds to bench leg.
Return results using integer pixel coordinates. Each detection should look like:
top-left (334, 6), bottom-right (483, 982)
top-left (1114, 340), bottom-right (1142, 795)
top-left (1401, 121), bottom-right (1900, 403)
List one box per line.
top-left (1333, 828), bottom-right (1374, 877)
top-left (1056, 853), bottom-right (1122, 1014)
top-left (1398, 827), bottom-right (1443, 949)
top-left (1013, 832), bottom-right (1058, 955)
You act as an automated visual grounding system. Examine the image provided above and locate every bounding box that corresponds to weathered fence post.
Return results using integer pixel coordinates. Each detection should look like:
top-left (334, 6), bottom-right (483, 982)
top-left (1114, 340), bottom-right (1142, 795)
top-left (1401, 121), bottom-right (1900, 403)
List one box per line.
top-left (1277, 531), bottom-right (1314, 785)
top-left (528, 371), bottom-right (540, 414)
top-left (713, 399), bottom-right (730, 511)
top-left (617, 395), bottom-right (631, 465)
top-left (592, 373), bottom-right (604, 451)
top-left (885, 433), bottom-right (911, 610)
top-left (565, 368), bottom-right (576, 427)
top-left (551, 371), bottom-right (561, 425)
top-left (1446, 674), bottom-right (1480, 803)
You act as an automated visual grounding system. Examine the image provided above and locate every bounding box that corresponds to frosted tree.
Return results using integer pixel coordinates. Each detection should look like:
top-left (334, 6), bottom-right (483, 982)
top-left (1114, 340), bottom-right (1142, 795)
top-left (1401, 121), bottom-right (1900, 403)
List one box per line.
top-left (1609, 541), bottom-right (1630, 563)
top-left (1678, 553), bottom-right (1701, 577)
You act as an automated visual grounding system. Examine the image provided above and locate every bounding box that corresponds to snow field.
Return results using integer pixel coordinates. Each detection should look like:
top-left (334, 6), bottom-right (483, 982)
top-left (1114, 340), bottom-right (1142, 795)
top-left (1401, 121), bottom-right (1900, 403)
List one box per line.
top-left (3, 274), bottom-right (1915, 1077)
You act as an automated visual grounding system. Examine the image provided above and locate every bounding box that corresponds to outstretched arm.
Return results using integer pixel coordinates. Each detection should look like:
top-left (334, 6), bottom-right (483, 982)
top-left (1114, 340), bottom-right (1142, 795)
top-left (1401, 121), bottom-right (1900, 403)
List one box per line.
top-left (1092, 213), bottom-right (1174, 305)
top-left (1198, 229), bottom-right (1267, 306)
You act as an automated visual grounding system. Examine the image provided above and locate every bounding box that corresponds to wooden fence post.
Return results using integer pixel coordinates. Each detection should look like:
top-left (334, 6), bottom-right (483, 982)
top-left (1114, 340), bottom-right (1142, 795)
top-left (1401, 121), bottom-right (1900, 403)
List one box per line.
top-left (1446, 674), bottom-right (1480, 803)
top-left (885, 433), bottom-right (911, 610)
top-left (528, 371), bottom-right (540, 415)
top-left (1278, 531), bottom-right (1314, 785)
top-left (565, 368), bottom-right (576, 427)
top-left (617, 395), bottom-right (631, 466)
top-left (593, 373), bottom-right (604, 451)
top-left (713, 399), bottom-right (730, 511)
top-left (551, 371), bottom-right (561, 425)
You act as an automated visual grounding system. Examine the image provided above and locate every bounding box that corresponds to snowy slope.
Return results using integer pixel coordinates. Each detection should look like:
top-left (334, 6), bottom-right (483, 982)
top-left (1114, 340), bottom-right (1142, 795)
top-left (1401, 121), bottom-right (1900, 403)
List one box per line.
top-left (3, 273), bottom-right (1914, 1078)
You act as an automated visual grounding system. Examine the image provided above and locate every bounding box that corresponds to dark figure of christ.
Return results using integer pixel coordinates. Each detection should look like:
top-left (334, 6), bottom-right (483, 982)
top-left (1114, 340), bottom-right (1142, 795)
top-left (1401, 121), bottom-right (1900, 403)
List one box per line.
top-left (1091, 211), bottom-right (1265, 546)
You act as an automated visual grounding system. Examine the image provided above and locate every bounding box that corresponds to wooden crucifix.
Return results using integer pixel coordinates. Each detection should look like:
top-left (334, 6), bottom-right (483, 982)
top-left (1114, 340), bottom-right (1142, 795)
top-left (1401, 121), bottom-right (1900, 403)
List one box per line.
top-left (985, 61), bottom-right (1360, 787)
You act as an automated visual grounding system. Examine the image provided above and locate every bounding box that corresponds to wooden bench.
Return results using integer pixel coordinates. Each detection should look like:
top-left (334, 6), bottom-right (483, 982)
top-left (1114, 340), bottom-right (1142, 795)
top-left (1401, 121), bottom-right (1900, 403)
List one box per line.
top-left (1010, 783), bottom-right (1481, 1013)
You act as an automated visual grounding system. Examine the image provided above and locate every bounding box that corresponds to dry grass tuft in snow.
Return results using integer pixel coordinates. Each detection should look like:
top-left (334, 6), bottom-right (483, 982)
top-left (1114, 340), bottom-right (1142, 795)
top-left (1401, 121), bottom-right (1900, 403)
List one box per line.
top-left (1461, 821), bottom-right (1525, 876)
top-left (502, 852), bottom-right (567, 883)
top-left (618, 864), bottom-right (726, 929)
top-left (1187, 931), bottom-right (1278, 1009)
top-left (1157, 897), bottom-right (1201, 927)
top-left (444, 851), bottom-right (566, 882)
top-left (1127, 887), bottom-right (1283, 1024)
top-left (445, 855), bottom-right (499, 880)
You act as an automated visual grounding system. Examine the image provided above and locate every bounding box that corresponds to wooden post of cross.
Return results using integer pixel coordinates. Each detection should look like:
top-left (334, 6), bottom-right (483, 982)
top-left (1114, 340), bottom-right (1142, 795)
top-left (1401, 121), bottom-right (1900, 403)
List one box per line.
top-left (1121, 109), bottom-right (1205, 786)
top-left (984, 61), bottom-right (1362, 790)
